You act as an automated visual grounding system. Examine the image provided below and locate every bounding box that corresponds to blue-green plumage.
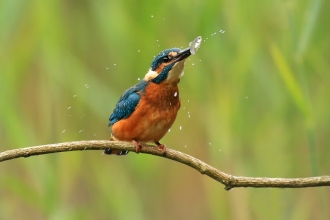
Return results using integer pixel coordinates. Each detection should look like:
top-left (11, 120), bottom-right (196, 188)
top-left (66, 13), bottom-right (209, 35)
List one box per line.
top-left (151, 64), bottom-right (175, 84)
top-left (109, 80), bottom-right (149, 126)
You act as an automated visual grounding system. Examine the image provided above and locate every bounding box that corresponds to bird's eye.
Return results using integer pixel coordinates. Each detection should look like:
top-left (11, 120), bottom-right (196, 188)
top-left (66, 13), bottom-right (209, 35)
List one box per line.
top-left (163, 56), bottom-right (171, 63)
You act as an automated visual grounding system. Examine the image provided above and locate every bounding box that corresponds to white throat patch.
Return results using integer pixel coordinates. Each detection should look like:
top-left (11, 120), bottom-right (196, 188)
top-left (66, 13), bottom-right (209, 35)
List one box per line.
top-left (144, 69), bottom-right (158, 81)
top-left (166, 61), bottom-right (185, 82)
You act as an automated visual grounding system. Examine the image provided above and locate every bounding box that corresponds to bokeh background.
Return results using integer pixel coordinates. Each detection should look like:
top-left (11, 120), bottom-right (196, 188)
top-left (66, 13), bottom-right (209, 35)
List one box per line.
top-left (1, 0), bottom-right (330, 219)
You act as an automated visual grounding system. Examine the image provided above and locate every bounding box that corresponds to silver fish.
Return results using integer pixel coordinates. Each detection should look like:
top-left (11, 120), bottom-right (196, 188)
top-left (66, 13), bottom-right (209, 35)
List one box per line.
top-left (189, 36), bottom-right (202, 55)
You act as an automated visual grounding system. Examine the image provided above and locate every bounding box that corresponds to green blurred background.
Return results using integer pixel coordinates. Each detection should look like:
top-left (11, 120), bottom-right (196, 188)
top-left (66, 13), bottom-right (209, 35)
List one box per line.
top-left (1, 0), bottom-right (330, 219)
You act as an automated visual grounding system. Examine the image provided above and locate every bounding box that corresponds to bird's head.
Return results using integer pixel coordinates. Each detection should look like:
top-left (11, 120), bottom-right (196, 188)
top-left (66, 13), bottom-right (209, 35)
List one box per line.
top-left (144, 47), bottom-right (191, 84)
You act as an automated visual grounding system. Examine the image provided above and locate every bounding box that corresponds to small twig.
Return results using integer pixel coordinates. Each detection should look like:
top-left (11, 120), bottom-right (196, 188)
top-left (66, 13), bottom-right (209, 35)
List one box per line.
top-left (1, 140), bottom-right (329, 189)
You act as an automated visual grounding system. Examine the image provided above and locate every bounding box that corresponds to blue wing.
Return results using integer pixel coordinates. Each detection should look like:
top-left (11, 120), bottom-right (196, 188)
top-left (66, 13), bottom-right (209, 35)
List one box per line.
top-left (109, 80), bottom-right (148, 126)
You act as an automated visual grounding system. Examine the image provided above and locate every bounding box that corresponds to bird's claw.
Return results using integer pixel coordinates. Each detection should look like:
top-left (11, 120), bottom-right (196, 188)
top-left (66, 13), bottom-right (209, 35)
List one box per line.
top-left (132, 139), bottom-right (142, 153)
top-left (155, 142), bottom-right (167, 155)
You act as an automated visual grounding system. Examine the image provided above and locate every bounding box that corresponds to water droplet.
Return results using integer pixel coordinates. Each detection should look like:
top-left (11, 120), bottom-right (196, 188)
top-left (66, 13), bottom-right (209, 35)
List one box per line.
top-left (138, 78), bottom-right (140, 80)
top-left (179, 126), bottom-right (182, 130)
top-left (80, 115), bottom-right (85, 118)
top-left (62, 130), bottom-right (66, 133)
top-left (214, 32), bottom-right (216, 35)
top-left (184, 145), bottom-right (187, 148)
top-left (114, 63), bottom-right (116, 66)
top-left (188, 115), bottom-right (190, 118)
top-left (73, 95), bottom-right (77, 97)
top-left (68, 106), bottom-right (72, 109)
top-left (151, 15), bottom-right (153, 18)
top-left (94, 134), bottom-right (96, 136)
top-left (192, 63), bottom-right (194, 66)
top-left (219, 29), bottom-right (222, 32)
top-left (174, 92), bottom-right (177, 97)
top-left (138, 50), bottom-right (140, 52)
top-left (106, 67), bottom-right (109, 69)
top-left (169, 102), bottom-right (172, 105)
top-left (219, 149), bottom-right (222, 152)
top-left (168, 129), bottom-right (171, 132)
top-left (79, 130), bottom-right (83, 133)
top-left (188, 100), bottom-right (190, 102)
top-left (209, 143), bottom-right (212, 145)
top-left (156, 40), bottom-right (159, 42)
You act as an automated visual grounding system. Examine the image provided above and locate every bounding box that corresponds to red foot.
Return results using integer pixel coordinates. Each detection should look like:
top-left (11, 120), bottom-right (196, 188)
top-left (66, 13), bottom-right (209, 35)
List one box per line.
top-left (132, 139), bottom-right (142, 153)
top-left (155, 141), bottom-right (167, 155)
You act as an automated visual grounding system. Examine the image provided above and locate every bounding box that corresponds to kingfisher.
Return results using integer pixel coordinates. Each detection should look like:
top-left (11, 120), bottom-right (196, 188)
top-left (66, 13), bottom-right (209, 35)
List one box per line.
top-left (105, 37), bottom-right (201, 156)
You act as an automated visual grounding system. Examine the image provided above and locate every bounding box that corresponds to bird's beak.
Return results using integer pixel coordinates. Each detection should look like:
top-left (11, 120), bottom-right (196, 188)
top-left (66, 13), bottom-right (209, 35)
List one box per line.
top-left (174, 48), bottom-right (191, 62)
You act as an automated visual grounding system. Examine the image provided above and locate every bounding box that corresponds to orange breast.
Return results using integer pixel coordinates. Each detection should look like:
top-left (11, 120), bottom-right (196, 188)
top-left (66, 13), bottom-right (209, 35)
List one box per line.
top-left (111, 81), bottom-right (180, 143)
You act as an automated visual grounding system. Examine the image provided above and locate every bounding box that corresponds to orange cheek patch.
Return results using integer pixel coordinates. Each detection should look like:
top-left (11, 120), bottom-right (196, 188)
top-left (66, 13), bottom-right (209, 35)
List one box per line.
top-left (155, 58), bottom-right (176, 73)
top-left (155, 63), bottom-right (166, 73)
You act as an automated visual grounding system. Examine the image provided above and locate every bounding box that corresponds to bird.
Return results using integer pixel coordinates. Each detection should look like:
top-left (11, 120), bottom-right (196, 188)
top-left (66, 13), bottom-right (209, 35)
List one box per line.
top-left (104, 46), bottom-right (193, 156)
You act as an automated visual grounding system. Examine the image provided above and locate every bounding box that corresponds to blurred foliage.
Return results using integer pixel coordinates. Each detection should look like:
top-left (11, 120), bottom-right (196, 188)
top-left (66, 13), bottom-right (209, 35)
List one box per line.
top-left (1, 0), bottom-right (330, 219)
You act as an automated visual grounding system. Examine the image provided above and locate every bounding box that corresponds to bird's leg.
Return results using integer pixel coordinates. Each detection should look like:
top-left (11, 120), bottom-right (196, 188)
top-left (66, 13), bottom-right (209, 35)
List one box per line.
top-left (155, 141), bottom-right (167, 155)
top-left (132, 139), bottom-right (142, 153)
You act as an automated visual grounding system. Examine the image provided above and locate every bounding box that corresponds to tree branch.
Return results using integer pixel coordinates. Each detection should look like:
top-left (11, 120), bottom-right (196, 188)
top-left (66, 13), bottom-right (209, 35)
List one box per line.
top-left (1, 140), bottom-right (329, 190)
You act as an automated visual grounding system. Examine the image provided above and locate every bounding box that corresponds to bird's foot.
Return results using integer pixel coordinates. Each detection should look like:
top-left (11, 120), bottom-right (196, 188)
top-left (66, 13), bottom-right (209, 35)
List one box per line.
top-left (155, 141), bottom-right (167, 155)
top-left (132, 139), bottom-right (142, 154)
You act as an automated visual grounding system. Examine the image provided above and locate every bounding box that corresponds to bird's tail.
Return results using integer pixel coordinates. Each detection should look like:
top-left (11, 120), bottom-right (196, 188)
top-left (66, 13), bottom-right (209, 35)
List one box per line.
top-left (104, 136), bottom-right (129, 156)
top-left (104, 148), bottom-right (129, 156)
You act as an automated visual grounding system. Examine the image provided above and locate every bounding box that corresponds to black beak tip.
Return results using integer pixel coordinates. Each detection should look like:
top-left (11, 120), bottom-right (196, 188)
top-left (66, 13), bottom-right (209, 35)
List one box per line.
top-left (179, 48), bottom-right (191, 55)
top-left (175, 47), bottom-right (191, 62)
